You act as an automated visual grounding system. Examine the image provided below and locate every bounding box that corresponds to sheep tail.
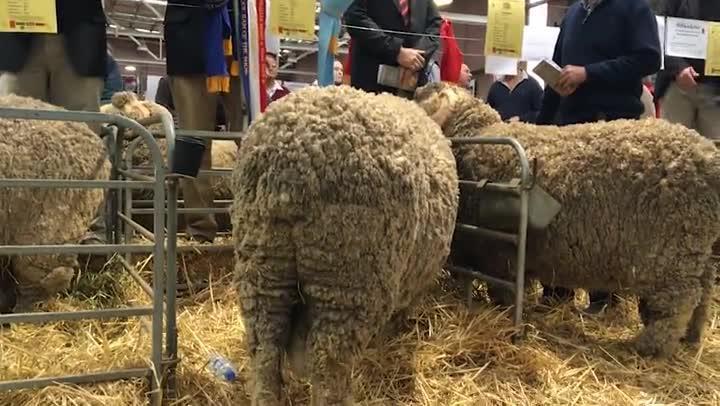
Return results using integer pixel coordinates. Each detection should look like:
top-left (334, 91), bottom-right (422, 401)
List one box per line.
top-left (266, 167), bottom-right (309, 220)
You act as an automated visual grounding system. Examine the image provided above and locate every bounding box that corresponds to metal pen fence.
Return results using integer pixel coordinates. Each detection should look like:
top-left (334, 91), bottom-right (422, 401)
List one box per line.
top-left (446, 136), bottom-right (532, 337)
top-left (0, 105), bottom-right (536, 403)
top-left (0, 107), bottom-right (176, 406)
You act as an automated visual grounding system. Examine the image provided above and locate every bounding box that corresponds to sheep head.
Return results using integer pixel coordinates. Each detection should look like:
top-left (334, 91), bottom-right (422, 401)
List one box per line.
top-left (101, 91), bottom-right (157, 122)
top-left (414, 82), bottom-right (501, 138)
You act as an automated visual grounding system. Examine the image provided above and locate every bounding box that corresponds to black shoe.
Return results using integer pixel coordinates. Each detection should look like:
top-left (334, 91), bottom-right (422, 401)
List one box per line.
top-left (187, 235), bottom-right (213, 244)
top-left (582, 291), bottom-right (618, 316)
top-left (582, 301), bottom-right (608, 315)
top-left (540, 286), bottom-right (574, 306)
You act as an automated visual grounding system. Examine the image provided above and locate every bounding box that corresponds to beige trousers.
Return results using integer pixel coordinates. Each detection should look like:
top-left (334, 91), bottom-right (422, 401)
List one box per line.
top-left (661, 82), bottom-right (720, 139)
top-left (170, 75), bottom-right (245, 241)
top-left (0, 35), bottom-right (102, 113)
top-left (0, 34), bottom-right (106, 244)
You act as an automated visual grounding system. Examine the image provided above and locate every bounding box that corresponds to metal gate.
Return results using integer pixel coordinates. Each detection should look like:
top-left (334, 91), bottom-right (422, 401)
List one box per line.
top-left (0, 107), bottom-right (177, 405)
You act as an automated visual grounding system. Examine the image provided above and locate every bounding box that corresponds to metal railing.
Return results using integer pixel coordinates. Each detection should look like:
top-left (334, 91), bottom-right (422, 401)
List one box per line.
top-left (0, 107), bottom-right (176, 405)
top-left (446, 136), bottom-right (532, 336)
top-left (121, 122), bottom-right (242, 396)
top-left (124, 129), bottom-right (241, 257)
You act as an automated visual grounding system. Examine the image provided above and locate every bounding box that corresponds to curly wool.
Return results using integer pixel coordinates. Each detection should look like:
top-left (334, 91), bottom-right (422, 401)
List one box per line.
top-left (231, 85), bottom-right (458, 405)
top-left (415, 82), bottom-right (720, 358)
top-left (0, 95), bottom-right (111, 307)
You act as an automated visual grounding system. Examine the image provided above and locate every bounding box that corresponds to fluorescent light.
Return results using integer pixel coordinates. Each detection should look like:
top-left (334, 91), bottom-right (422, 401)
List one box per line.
top-left (124, 65), bottom-right (137, 72)
top-left (435, 0), bottom-right (453, 6)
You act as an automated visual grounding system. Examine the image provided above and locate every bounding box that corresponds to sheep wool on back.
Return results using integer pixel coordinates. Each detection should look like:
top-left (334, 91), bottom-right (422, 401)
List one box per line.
top-left (415, 82), bottom-right (720, 358)
top-left (231, 85), bottom-right (459, 405)
top-left (0, 94), bottom-right (111, 308)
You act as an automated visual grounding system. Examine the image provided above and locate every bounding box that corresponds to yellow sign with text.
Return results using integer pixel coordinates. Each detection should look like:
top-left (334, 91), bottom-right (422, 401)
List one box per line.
top-left (484, 0), bottom-right (525, 59)
top-left (705, 22), bottom-right (720, 76)
top-left (269, 0), bottom-right (316, 41)
top-left (0, 0), bottom-right (58, 33)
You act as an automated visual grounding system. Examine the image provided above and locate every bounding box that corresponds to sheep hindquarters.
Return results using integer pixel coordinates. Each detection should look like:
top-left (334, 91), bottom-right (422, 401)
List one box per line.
top-left (236, 219), bottom-right (298, 406)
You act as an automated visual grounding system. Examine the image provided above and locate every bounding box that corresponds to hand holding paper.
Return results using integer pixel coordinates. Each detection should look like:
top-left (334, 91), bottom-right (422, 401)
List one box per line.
top-left (676, 66), bottom-right (699, 91)
top-left (397, 48), bottom-right (426, 72)
top-left (556, 65), bottom-right (587, 96)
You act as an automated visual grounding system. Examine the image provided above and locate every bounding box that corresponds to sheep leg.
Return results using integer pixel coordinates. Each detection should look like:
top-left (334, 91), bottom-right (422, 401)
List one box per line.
top-left (237, 254), bottom-right (298, 406)
top-left (307, 311), bottom-right (357, 406)
top-left (634, 280), bottom-right (701, 357)
top-left (684, 264), bottom-right (716, 344)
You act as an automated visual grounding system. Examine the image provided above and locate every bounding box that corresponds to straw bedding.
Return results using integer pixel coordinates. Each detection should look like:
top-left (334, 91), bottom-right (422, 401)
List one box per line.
top-left (1, 243), bottom-right (719, 405)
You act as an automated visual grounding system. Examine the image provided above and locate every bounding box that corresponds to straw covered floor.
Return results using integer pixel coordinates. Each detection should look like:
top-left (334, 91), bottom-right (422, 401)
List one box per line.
top-left (1, 239), bottom-right (719, 405)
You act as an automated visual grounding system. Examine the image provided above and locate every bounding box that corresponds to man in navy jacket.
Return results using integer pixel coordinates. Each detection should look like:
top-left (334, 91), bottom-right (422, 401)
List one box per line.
top-left (535, 0), bottom-right (662, 313)
top-left (536, 0), bottom-right (661, 126)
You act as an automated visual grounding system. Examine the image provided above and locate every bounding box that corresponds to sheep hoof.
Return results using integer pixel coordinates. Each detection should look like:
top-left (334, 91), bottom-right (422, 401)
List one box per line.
top-left (634, 333), bottom-right (677, 358)
top-left (681, 332), bottom-right (702, 346)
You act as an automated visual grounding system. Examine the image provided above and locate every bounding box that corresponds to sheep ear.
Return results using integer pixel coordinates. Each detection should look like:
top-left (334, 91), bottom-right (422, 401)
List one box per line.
top-left (430, 88), bottom-right (459, 128)
top-left (430, 105), bottom-right (452, 128)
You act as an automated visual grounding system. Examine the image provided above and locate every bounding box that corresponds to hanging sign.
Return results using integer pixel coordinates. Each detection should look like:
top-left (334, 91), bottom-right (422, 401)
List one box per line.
top-left (269, 0), bottom-right (316, 41)
top-left (485, 0), bottom-right (525, 58)
top-left (705, 22), bottom-right (720, 76)
top-left (0, 0), bottom-right (58, 33)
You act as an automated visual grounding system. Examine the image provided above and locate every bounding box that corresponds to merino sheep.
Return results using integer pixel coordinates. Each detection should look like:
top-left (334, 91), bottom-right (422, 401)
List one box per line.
top-left (415, 82), bottom-right (720, 358)
top-left (231, 85), bottom-right (459, 405)
top-left (0, 94), bottom-right (111, 310)
top-left (100, 92), bottom-right (237, 201)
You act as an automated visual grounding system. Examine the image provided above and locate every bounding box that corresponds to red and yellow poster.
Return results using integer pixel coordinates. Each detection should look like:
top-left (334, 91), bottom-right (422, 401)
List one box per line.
top-left (0, 0), bottom-right (58, 33)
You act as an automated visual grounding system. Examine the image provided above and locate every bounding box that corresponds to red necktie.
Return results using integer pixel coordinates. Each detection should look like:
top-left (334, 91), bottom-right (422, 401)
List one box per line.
top-left (399, 0), bottom-right (410, 27)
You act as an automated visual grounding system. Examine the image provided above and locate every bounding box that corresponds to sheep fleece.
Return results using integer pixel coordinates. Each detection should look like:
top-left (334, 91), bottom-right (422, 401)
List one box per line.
top-left (423, 85), bottom-right (720, 358)
top-left (0, 94), bottom-right (110, 302)
top-left (231, 85), bottom-right (458, 404)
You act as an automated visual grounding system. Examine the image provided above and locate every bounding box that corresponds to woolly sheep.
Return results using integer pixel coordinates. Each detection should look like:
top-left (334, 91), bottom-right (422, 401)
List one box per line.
top-left (231, 85), bottom-right (459, 405)
top-left (0, 94), bottom-right (111, 311)
top-left (100, 92), bottom-right (237, 200)
top-left (415, 82), bottom-right (720, 358)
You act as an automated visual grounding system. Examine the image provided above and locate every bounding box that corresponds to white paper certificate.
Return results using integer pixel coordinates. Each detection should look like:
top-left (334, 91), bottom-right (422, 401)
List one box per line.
top-left (665, 17), bottom-right (708, 59)
top-left (521, 25), bottom-right (560, 62)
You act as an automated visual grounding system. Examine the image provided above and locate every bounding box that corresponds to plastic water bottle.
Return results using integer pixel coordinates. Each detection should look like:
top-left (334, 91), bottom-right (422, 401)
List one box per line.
top-left (208, 354), bottom-right (237, 382)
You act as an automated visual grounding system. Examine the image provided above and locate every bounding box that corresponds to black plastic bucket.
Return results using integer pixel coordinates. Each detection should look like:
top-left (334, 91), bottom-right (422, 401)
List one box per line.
top-left (172, 136), bottom-right (206, 177)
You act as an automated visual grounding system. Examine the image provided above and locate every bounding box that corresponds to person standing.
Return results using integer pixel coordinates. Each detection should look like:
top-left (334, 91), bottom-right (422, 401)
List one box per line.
top-left (164, 0), bottom-right (246, 243)
top-left (333, 60), bottom-right (345, 86)
top-left (457, 64), bottom-right (472, 89)
top-left (487, 61), bottom-right (544, 123)
top-left (344, 0), bottom-right (443, 98)
top-left (0, 0), bottom-right (109, 245)
top-left (265, 53), bottom-right (290, 103)
top-left (655, 0), bottom-right (720, 139)
top-left (535, 0), bottom-right (662, 313)
top-left (0, 0), bottom-right (107, 113)
top-left (101, 53), bottom-right (124, 106)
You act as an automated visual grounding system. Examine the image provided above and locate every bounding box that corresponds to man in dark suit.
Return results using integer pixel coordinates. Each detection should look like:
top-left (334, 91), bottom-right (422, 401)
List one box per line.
top-left (344, 0), bottom-right (442, 97)
top-left (0, 0), bottom-right (107, 112)
top-left (164, 0), bottom-right (245, 243)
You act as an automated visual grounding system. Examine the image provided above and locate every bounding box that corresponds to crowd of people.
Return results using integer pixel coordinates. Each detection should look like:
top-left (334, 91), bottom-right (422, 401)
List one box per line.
top-left (0, 0), bottom-right (717, 276)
